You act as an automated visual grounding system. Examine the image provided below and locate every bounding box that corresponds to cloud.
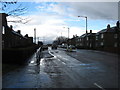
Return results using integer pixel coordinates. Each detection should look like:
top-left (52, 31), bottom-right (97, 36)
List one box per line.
top-left (36, 2), bottom-right (118, 20)
top-left (27, 0), bottom-right (119, 3)
top-left (63, 2), bottom-right (118, 20)
top-left (7, 2), bottom-right (118, 44)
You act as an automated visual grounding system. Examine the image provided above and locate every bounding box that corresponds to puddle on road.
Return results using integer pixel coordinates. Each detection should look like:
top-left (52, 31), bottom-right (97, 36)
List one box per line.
top-left (79, 63), bottom-right (90, 66)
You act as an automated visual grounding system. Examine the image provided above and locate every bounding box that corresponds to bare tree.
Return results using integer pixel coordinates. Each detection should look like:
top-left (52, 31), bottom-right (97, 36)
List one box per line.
top-left (54, 36), bottom-right (68, 45)
top-left (0, 0), bottom-right (31, 24)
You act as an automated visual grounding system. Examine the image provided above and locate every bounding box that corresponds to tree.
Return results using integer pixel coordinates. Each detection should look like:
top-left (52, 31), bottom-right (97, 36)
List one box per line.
top-left (0, 0), bottom-right (30, 24)
top-left (54, 36), bottom-right (68, 45)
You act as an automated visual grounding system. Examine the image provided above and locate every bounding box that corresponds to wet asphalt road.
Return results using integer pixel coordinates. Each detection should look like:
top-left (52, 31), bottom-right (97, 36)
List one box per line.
top-left (3, 47), bottom-right (118, 88)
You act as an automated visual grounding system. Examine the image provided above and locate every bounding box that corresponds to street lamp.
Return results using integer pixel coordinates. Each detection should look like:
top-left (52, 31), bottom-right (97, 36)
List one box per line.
top-left (63, 27), bottom-right (69, 40)
top-left (34, 28), bottom-right (36, 44)
top-left (63, 27), bottom-right (70, 50)
top-left (78, 16), bottom-right (88, 33)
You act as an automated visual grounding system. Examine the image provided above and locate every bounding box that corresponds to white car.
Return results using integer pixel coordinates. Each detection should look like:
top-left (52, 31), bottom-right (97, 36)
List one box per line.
top-left (69, 45), bottom-right (76, 49)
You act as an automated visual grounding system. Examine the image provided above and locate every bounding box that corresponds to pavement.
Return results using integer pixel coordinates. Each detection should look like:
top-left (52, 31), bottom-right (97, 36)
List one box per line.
top-left (2, 47), bottom-right (119, 89)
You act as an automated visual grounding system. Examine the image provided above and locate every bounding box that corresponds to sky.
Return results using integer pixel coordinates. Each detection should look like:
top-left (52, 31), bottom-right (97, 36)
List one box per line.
top-left (6, 1), bottom-right (119, 44)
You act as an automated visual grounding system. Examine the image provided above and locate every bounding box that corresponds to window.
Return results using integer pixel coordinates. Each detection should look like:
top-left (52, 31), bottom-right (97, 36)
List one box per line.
top-left (80, 38), bottom-right (81, 41)
top-left (114, 42), bottom-right (118, 47)
top-left (90, 43), bottom-right (92, 47)
top-left (87, 37), bottom-right (89, 41)
top-left (114, 34), bottom-right (118, 39)
top-left (2, 26), bottom-right (5, 34)
top-left (80, 43), bottom-right (82, 46)
top-left (101, 42), bottom-right (104, 46)
top-left (96, 36), bottom-right (98, 40)
top-left (78, 38), bottom-right (81, 42)
top-left (101, 34), bottom-right (104, 39)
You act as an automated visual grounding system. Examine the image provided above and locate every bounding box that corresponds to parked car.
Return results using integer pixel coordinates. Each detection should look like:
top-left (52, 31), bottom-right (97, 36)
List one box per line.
top-left (68, 45), bottom-right (76, 49)
top-left (42, 45), bottom-right (48, 50)
top-left (58, 45), bottom-right (62, 48)
top-left (61, 44), bottom-right (67, 48)
top-left (52, 44), bottom-right (57, 49)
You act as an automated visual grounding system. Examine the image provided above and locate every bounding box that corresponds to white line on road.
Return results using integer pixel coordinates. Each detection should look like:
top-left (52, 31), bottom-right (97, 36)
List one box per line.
top-left (48, 50), bottom-right (66, 65)
top-left (62, 62), bottom-right (66, 65)
top-left (58, 58), bottom-right (66, 65)
top-left (48, 50), bottom-right (56, 58)
top-left (94, 83), bottom-right (106, 90)
top-left (58, 59), bottom-right (61, 61)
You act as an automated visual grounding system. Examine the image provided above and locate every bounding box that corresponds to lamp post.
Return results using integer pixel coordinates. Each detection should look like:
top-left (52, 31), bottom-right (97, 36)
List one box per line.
top-left (34, 28), bottom-right (36, 44)
top-left (78, 16), bottom-right (88, 33)
top-left (63, 27), bottom-right (70, 50)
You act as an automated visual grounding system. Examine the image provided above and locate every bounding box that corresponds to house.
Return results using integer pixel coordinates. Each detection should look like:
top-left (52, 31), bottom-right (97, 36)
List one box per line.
top-left (76, 30), bottom-right (96, 49)
top-left (69, 35), bottom-right (79, 47)
top-left (1, 13), bottom-right (34, 49)
top-left (95, 21), bottom-right (120, 53)
top-left (85, 30), bottom-right (96, 49)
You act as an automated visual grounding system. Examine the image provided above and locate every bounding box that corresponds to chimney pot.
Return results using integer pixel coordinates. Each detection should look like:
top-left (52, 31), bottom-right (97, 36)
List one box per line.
top-left (17, 30), bottom-right (21, 34)
top-left (10, 25), bottom-right (13, 30)
top-left (25, 34), bottom-right (28, 37)
top-left (116, 21), bottom-right (119, 28)
top-left (107, 24), bottom-right (110, 30)
top-left (90, 30), bottom-right (92, 33)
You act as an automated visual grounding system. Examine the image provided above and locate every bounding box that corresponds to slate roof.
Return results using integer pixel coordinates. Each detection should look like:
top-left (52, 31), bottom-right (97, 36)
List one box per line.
top-left (11, 30), bottom-right (28, 39)
top-left (96, 26), bottom-right (117, 35)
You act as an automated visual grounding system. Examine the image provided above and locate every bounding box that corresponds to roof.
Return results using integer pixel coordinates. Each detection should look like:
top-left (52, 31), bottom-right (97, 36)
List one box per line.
top-left (79, 33), bottom-right (96, 38)
top-left (11, 30), bottom-right (28, 39)
top-left (87, 33), bottom-right (96, 37)
top-left (96, 26), bottom-right (118, 35)
top-left (80, 33), bottom-right (87, 38)
top-left (12, 30), bottom-right (22, 37)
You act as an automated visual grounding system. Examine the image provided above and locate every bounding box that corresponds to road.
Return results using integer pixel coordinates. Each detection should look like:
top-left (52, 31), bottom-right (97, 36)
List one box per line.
top-left (2, 47), bottom-right (119, 89)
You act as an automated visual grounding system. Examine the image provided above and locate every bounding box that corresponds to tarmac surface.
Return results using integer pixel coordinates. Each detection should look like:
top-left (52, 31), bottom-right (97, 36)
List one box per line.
top-left (2, 47), bottom-right (119, 88)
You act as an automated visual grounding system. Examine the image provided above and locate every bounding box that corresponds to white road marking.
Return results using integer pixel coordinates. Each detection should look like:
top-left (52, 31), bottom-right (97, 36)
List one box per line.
top-left (94, 83), bottom-right (105, 90)
top-left (62, 62), bottom-right (66, 65)
top-left (48, 50), bottom-right (55, 57)
top-left (58, 59), bottom-right (61, 61)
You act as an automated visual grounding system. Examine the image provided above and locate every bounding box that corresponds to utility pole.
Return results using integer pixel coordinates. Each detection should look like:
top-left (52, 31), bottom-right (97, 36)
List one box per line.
top-left (63, 27), bottom-right (70, 50)
top-left (34, 28), bottom-right (36, 44)
top-left (78, 16), bottom-right (88, 33)
top-left (68, 28), bottom-right (69, 40)
top-left (61, 32), bottom-right (62, 37)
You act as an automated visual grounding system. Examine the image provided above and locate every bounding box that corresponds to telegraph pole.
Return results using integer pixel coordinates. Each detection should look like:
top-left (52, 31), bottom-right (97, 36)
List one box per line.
top-left (78, 16), bottom-right (88, 33)
top-left (34, 28), bottom-right (36, 44)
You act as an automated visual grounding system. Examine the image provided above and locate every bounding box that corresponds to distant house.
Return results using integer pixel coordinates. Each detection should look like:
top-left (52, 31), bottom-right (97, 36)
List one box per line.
top-left (86, 30), bottom-right (96, 49)
top-left (69, 35), bottom-right (78, 47)
top-left (95, 21), bottom-right (120, 53)
top-left (76, 33), bottom-right (87, 49)
top-left (76, 30), bottom-right (96, 49)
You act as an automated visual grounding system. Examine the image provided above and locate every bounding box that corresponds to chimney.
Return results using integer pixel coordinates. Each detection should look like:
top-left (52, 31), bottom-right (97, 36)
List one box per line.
top-left (90, 30), bottom-right (92, 33)
top-left (116, 21), bottom-right (119, 28)
top-left (17, 30), bottom-right (21, 34)
top-left (10, 25), bottom-right (13, 30)
top-left (1, 13), bottom-right (8, 27)
top-left (107, 24), bottom-right (110, 30)
top-left (25, 34), bottom-right (28, 37)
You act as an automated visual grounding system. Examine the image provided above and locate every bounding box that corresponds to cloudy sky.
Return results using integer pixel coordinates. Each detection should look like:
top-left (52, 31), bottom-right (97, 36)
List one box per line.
top-left (7, 1), bottom-right (119, 44)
